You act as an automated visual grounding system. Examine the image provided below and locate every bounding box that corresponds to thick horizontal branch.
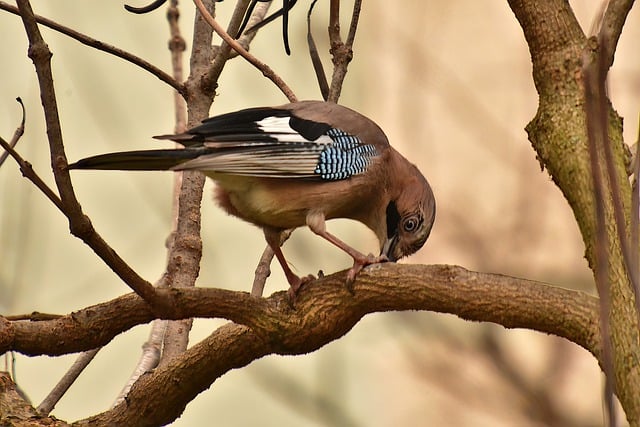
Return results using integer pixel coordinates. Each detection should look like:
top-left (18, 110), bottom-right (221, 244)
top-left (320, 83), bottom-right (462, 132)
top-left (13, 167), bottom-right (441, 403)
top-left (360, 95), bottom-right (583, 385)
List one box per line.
top-left (1, 263), bottom-right (600, 359)
top-left (0, 263), bottom-right (601, 426)
top-left (77, 263), bottom-right (601, 426)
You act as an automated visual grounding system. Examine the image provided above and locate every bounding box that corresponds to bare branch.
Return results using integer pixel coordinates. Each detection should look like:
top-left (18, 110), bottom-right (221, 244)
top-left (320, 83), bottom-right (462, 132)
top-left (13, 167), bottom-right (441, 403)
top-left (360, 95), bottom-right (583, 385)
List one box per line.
top-left (251, 246), bottom-right (275, 297)
top-left (252, 229), bottom-right (292, 296)
top-left (507, 1), bottom-right (640, 421)
top-left (599, 0), bottom-right (636, 69)
top-left (14, 0), bottom-right (163, 310)
top-left (193, 0), bottom-right (298, 102)
top-left (0, 134), bottom-right (64, 212)
top-left (326, 0), bottom-right (361, 102)
top-left (345, 0), bottom-right (362, 47)
top-left (158, 0), bottom-right (218, 366)
top-left (0, 1), bottom-right (185, 96)
top-left (307, 0), bottom-right (329, 100)
top-left (70, 264), bottom-right (601, 426)
top-left (234, 1), bottom-right (271, 55)
top-left (205, 0), bottom-right (250, 86)
top-left (2, 264), bottom-right (601, 362)
top-left (595, 36), bottom-right (640, 319)
top-left (0, 98), bottom-right (25, 168)
top-left (36, 348), bottom-right (101, 416)
top-left (0, 100), bottom-right (61, 212)
top-left (167, 0), bottom-right (188, 132)
top-left (0, 373), bottom-right (39, 422)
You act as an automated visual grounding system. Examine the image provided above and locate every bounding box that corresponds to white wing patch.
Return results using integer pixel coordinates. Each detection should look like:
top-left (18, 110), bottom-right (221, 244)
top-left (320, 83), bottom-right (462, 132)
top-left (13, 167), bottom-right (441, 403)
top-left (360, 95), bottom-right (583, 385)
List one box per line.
top-left (255, 116), bottom-right (333, 144)
top-left (172, 115), bottom-right (377, 179)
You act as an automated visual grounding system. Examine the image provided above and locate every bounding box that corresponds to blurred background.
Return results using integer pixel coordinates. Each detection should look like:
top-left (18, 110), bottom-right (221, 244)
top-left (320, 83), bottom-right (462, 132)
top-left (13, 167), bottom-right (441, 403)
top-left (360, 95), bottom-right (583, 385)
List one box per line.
top-left (1, 1), bottom-right (638, 425)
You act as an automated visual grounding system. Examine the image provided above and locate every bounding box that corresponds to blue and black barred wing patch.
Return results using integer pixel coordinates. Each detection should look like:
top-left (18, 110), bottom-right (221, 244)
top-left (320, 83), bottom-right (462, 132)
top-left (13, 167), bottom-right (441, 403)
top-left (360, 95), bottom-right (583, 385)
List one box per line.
top-left (313, 129), bottom-right (378, 180)
top-left (172, 114), bottom-right (379, 181)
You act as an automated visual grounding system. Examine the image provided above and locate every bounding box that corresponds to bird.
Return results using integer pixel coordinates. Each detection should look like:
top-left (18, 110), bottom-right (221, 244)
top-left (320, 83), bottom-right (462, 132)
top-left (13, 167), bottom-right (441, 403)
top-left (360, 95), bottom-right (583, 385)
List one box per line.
top-left (68, 101), bottom-right (436, 296)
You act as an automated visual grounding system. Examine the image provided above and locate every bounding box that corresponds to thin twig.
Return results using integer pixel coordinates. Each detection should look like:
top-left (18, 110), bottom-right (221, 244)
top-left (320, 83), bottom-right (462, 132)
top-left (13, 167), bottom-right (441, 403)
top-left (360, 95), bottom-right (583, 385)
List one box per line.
top-left (168, 1), bottom-right (187, 132)
top-left (15, 0), bottom-right (76, 209)
top-left (306, 0), bottom-right (329, 100)
top-left (328, 0), bottom-right (340, 43)
top-left (0, 98), bottom-right (25, 168)
top-left (37, 348), bottom-right (101, 415)
top-left (251, 229), bottom-right (292, 296)
top-left (0, 1), bottom-right (185, 96)
top-left (0, 135), bottom-right (64, 212)
top-left (252, 246), bottom-right (275, 296)
top-left (206, 0), bottom-right (251, 87)
top-left (194, 0), bottom-right (297, 102)
top-left (345, 0), bottom-right (362, 47)
top-left (241, 0), bottom-right (298, 54)
top-left (326, 0), bottom-right (361, 102)
top-left (233, 1), bottom-right (272, 55)
top-left (600, 0), bottom-right (636, 69)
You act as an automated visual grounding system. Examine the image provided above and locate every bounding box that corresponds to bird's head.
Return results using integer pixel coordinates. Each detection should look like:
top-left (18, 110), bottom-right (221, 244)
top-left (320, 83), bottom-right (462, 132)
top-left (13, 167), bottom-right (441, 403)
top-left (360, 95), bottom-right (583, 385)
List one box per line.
top-left (380, 167), bottom-right (436, 262)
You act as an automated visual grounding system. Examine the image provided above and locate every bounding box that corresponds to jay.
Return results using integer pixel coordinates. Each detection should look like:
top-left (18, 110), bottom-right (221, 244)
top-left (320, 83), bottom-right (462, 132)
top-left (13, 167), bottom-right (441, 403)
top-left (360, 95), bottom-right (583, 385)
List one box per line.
top-left (69, 101), bottom-right (436, 294)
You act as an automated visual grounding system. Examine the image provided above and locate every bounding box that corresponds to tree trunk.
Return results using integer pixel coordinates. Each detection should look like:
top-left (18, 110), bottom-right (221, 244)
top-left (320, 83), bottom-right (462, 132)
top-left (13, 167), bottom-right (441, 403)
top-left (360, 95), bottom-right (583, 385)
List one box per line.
top-left (507, 0), bottom-right (640, 424)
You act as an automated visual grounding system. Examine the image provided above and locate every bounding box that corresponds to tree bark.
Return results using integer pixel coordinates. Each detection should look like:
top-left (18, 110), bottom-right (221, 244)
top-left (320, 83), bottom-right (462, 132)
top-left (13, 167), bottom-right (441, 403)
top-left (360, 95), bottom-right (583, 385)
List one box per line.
top-left (507, 0), bottom-right (640, 424)
top-left (1, 264), bottom-right (603, 426)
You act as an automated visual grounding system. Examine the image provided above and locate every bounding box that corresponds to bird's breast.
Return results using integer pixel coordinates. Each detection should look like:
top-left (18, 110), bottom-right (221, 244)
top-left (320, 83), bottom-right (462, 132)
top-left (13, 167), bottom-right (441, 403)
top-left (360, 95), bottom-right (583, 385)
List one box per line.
top-left (212, 175), bottom-right (314, 229)
top-left (210, 173), bottom-right (381, 231)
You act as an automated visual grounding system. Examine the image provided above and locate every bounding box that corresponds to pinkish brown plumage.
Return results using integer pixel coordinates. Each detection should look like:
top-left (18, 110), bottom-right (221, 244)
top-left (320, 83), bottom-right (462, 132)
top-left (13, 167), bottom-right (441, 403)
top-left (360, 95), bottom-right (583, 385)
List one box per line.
top-left (69, 101), bottom-right (436, 295)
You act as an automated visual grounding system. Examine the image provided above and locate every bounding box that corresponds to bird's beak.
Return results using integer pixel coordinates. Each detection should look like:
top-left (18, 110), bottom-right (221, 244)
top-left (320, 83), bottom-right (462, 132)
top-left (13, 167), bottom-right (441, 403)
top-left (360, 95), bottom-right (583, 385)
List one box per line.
top-left (381, 235), bottom-right (399, 262)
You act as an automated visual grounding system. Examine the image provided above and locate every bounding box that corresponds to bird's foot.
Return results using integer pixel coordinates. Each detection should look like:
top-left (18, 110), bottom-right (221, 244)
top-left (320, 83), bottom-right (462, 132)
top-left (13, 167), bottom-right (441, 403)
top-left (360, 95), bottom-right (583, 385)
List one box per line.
top-left (287, 274), bottom-right (316, 304)
top-left (345, 253), bottom-right (390, 292)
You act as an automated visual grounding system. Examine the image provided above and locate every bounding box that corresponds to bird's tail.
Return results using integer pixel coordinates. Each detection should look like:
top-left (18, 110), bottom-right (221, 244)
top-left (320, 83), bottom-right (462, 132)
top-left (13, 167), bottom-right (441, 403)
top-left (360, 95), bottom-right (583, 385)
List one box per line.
top-left (68, 149), bottom-right (202, 171)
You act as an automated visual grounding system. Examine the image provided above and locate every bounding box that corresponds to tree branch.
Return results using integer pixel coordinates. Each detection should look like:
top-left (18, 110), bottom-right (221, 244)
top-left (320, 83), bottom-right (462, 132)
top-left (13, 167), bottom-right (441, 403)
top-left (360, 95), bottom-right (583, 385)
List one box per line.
top-left (0, 1), bottom-right (185, 96)
top-left (14, 0), bottom-right (164, 310)
top-left (194, 0), bottom-right (298, 102)
top-left (0, 98), bottom-right (25, 169)
top-left (600, 0), bottom-right (635, 69)
top-left (507, 0), bottom-right (639, 423)
top-left (58, 263), bottom-right (599, 426)
top-left (157, 0), bottom-right (217, 365)
top-left (36, 348), bottom-right (101, 416)
top-left (0, 134), bottom-right (64, 212)
top-left (326, 0), bottom-right (361, 102)
top-left (1, 264), bottom-right (600, 361)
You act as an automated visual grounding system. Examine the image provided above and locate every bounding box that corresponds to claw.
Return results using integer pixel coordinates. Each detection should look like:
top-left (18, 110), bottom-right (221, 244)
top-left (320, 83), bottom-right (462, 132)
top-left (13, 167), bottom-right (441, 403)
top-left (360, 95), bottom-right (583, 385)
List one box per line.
top-left (287, 274), bottom-right (315, 304)
top-left (345, 253), bottom-right (390, 292)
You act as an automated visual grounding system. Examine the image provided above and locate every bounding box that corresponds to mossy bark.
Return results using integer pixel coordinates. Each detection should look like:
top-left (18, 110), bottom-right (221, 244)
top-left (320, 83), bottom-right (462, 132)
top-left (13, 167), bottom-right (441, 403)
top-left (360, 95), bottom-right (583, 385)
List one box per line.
top-left (508, 0), bottom-right (640, 424)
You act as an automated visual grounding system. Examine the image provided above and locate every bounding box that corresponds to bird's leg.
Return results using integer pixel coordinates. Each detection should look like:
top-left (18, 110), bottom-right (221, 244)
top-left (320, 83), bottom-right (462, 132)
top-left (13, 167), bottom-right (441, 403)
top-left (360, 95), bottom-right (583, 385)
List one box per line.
top-left (252, 229), bottom-right (294, 297)
top-left (263, 228), bottom-right (315, 299)
top-left (306, 211), bottom-right (389, 289)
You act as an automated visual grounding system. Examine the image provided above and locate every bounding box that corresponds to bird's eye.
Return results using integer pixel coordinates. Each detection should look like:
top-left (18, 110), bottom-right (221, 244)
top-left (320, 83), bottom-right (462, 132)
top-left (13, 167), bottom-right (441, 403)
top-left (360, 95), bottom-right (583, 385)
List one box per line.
top-left (402, 215), bottom-right (421, 233)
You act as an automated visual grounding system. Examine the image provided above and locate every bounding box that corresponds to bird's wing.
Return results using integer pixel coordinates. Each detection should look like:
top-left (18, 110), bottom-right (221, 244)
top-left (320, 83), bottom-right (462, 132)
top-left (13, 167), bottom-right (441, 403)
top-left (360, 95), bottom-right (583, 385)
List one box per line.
top-left (156, 107), bottom-right (381, 181)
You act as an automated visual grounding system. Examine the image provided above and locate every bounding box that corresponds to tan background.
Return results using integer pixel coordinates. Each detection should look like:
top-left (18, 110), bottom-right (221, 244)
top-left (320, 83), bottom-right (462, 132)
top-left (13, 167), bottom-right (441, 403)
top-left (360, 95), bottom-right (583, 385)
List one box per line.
top-left (1, 1), bottom-right (638, 425)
